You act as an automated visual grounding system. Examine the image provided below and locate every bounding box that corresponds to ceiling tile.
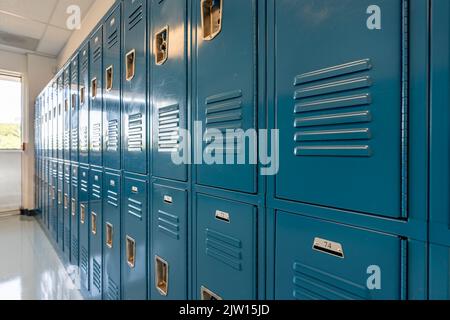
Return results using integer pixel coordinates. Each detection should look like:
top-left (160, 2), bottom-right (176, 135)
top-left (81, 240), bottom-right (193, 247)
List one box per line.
top-left (49, 0), bottom-right (95, 30)
top-left (0, 0), bottom-right (57, 23)
top-left (0, 12), bottom-right (47, 39)
top-left (36, 25), bottom-right (71, 56)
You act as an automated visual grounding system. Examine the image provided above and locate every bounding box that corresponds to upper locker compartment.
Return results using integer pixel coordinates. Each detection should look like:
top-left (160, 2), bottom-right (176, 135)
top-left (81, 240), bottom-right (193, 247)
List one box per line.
top-left (274, 211), bottom-right (404, 300)
top-left (89, 27), bottom-right (104, 167)
top-left (103, 4), bottom-right (122, 171)
top-left (195, 0), bottom-right (258, 194)
top-left (57, 74), bottom-right (64, 160)
top-left (70, 55), bottom-right (79, 163)
top-left (123, 0), bottom-right (147, 175)
top-left (151, 0), bottom-right (188, 182)
top-left (274, 0), bottom-right (406, 218)
top-left (64, 66), bottom-right (71, 161)
top-left (79, 44), bottom-right (90, 165)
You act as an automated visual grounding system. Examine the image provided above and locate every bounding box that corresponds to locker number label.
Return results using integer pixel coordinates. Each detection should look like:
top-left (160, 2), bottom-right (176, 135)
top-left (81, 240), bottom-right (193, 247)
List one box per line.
top-left (367, 5), bottom-right (382, 30)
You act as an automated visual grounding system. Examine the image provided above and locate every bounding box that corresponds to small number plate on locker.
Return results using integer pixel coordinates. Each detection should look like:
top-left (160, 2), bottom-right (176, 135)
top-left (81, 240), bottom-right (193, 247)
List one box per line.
top-left (313, 237), bottom-right (344, 258)
top-left (215, 210), bottom-right (230, 223)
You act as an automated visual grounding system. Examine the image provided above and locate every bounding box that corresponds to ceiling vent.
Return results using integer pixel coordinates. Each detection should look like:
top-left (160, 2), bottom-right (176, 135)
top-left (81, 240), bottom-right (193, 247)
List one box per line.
top-left (0, 30), bottom-right (39, 51)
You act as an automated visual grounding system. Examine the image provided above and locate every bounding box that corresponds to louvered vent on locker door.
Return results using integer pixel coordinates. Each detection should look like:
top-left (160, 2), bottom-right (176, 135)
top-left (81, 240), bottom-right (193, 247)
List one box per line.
top-left (71, 128), bottom-right (78, 150)
top-left (127, 197), bottom-right (143, 220)
top-left (64, 131), bottom-right (70, 151)
top-left (107, 277), bottom-right (120, 300)
top-left (205, 90), bottom-right (243, 155)
top-left (291, 262), bottom-right (370, 300)
top-left (158, 104), bottom-right (180, 153)
top-left (157, 209), bottom-right (180, 240)
top-left (107, 189), bottom-right (119, 207)
top-left (128, 113), bottom-right (143, 152)
top-left (92, 181), bottom-right (101, 200)
top-left (107, 120), bottom-right (119, 152)
top-left (205, 229), bottom-right (243, 271)
top-left (80, 127), bottom-right (88, 152)
top-left (82, 56), bottom-right (88, 73)
top-left (72, 236), bottom-right (79, 262)
top-left (93, 259), bottom-right (102, 292)
top-left (93, 46), bottom-right (102, 63)
top-left (92, 123), bottom-right (101, 152)
top-left (293, 59), bottom-right (373, 157)
top-left (128, 4), bottom-right (143, 31)
top-left (107, 28), bottom-right (118, 49)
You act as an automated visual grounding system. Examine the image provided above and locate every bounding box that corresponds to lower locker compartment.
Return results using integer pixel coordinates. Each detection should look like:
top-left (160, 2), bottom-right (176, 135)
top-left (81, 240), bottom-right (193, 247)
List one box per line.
top-left (103, 170), bottom-right (121, 300)
top-left (51, 162), bottom-right (58, 239)
top-left (122, 173), bottom-right (148, 300)
top-left (70, 164), bottom-right (79, 266)
top-left (196, 194), bottom-right (257, 300)
top-left (63, 163), bottom-right (71, 261)
top-left (89, 168), bottom-right (103, 299)
top-left (57, 162), bottom-right (64, 250)
top-left (429, 243), bottom-right (450, 300)
top-left (274, 211), bottom-right (404, 300)
top-left (151, 183), bottom-right (188, 300)
top-left (79, 166), bottom-right (90, 293)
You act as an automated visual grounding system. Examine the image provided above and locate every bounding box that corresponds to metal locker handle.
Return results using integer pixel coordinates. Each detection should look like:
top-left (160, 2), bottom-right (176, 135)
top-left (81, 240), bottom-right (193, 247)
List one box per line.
top-left (65, 99), bottom-right (69, 112)
top-left (155, 256), bottom-right (169, 296)
top-left (155, 26), bottom-right (169, 66)
top-left (71, 93), bottom-right (77, 109)
top-left (126, 236), bottom-right (136, 268)
top-left (64, 194), bottom-right (69, 210)
top-left (91, 78), bottom-right (97, 99)
top-left (58, 191), bottom-right (62, 205)
top-left (201, 286), bottom-right (222, 300)
top-left (105, 65), bottom-right (113, 92)
top-left (80, 86), bottom-right (85, 105)
top-left (201, 0), bottom-right (223, 41)
top-left (91, 212), bottom-right (97, 235)
top-left (106, 223), bottom-right (113, 249)
top-left (80, 204), bottom-right (86, 224)
top-left (71, 198), bottom-right (76, 216)
top-left (125, 49), bottom-right (136, 82)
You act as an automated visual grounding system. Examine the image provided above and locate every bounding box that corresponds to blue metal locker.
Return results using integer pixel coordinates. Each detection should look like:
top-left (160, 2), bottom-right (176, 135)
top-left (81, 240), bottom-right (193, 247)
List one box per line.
top-left (122, 0), bottom-right (148, 174)
top-left (64, 163), bottom-right (71, 260)
top-left (103, 170), bottom-right (121, 300)
top-left (71, 164), bottom-right (79, 266)
top-left (274, 211), bottom-right (404, 300)
top-left (194, 0), bottom-right (258, 194)
top-left (52, 81), bottom-right (57, 160)
top-left (57, 74), bottom-right (64, 161)
top-left (196, 194), bottom-right (257, 300)
top-left (122, 173), bottom-right (148, 300)
top-left (429, 244), bottom-right (450, 299)
top-left (151, 183), bottom-right (188, 300)
top-left (89, 167), bottom-right (103, 299)
top-left (79, 166), bottom-right (90, 292)
top-left (57, 161), bottom-right (64, 249)
top-left (79, 44), bottom-right (90, 165)
top-left (71, 54), bottom-right (79, 163)
top-left (64, 66), bottom-right (71, 161)
top-left (151, 0), bottom-right (188, 181)
top-left (270, 0), bottom-right (407, 218)
top-left (51, 160), bottom-right (58, 238)
top-left (103, 3), bottom-right (122, 171)
top-left (89, 27), bottom-right (104, 167)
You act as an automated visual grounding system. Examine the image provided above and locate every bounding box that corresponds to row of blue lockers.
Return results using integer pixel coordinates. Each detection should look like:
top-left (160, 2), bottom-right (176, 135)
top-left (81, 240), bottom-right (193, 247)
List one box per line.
top-left (33, 0), bottom-right (450, 299)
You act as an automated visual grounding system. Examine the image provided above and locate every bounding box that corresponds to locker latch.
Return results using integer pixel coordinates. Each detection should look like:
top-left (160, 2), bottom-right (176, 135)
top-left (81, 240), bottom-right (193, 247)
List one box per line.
top-left (91, 212), bottom-right (97, 235)
top-left (201, 286), bottom-right (222, 300)
top-left (80, 204), bottom-right (86, 224)
top-left (80, 86), bottom-right (86, 105)
top-left (64, 194), bottom-right (69, 210)
top-left (201, 0), bottom-right (223, 41)
top-left (106, 223), bottom-right (113, 249)
top-left (106, 65), bottom-right (113, 92)
top-left (155, 26), bottom-right (169, 65)
top-left (91, 78), bottom-right (97, 99)
top-left (71, 198), bottom-right (76, 216)
top-left (126, 236), bottom-right (136, 268)
top-left (155, 256), bottom-right (169, 296)
top-left (126, 49), bottom-right (136, 82)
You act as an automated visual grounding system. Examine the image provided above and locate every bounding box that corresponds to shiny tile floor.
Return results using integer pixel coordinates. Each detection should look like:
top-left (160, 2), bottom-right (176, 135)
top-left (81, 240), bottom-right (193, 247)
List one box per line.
top-left (0, 214), bottom-right (83, 300)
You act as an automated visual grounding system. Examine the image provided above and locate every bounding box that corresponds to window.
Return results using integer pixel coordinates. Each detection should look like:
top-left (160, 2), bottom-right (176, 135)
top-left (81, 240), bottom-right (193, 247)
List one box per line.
top-left (0, 72), bottom-right (22, 150)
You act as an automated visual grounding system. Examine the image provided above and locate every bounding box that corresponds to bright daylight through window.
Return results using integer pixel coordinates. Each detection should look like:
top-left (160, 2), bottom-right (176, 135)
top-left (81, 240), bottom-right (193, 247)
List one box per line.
top-left (0, 72), bottom-right (22, 150)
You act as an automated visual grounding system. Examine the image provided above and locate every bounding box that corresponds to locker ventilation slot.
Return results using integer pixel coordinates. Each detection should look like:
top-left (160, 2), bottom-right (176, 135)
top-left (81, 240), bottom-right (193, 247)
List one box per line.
top-left (71, 128), bottom-right (78, 151)
top-left (293, 59), bottom-right (373, 157)
top-left (71, 236), bottom-right (79, 262)
top-left (158, 104), bottom-right (180, 153)
top-left (292, 262), bottom-right (370, 300)
top-left (128, 4), bottom-right (143, 31)
top-left (92, 182), bottom-right (101, 199)
top-left (80, 126), bottom-right (88, 152)
top-left (93, 47), bottom-right (102, 63)
top-left (205, 90), bottom-right (243, 154)
top-left (205, 228), bottom-right (242, 271)
top-left (91, 123), bottom-right (101, 152)
top-left (93, 259), bottom-right (102, 292)
top-left (107, 277), bottom-right (120, 300)
top-left (127, 197), bottom-right (143, 220)
top-left (128, 113), bottom-right (143, 152)
top-left (82, 57), bottom-right (88, 73)
top-left (107, 120), bottom-right (119, 152)
top-left (107, 29), bottom-right (119, 49)
top-left (64, 131), bottom-right (70, 150)
top-left (81, 246), bottom-right (88, 275)
top-left (157, 210), bottom-right (180, 240)
top-left (107, 190), bottom-right (119, 207)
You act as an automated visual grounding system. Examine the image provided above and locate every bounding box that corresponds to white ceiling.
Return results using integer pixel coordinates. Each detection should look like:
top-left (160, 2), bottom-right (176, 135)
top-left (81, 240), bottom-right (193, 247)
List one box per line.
top-left (0, 0), bottom-right (95, 57)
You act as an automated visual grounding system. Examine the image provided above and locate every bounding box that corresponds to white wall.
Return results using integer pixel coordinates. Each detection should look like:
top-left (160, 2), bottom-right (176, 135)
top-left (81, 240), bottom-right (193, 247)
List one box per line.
top-left (57, 0), bottom-right (116, 68)
top-left (0, 49), bottom-right (56, 211)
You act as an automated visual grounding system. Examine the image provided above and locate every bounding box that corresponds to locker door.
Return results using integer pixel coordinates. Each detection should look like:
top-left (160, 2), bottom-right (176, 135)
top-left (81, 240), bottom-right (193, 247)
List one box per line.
top-left (51, 161), bottom-right (58, 239)
top-left (103, 4), bottom-right (122, 171)
top-left (274, 211), bottom-right (403, 300)
top-left (57, 74), bottom-right (64, 161)
top-left (122, 173), bottom-right (148, 300)
top-left (64, 163), bottom-right (71, 260)
top-left (52, 81), bottom-right (57, 160)
top-left (79, 44), bottom-right (90, 165)
top-left (151, 0), bottom-right (188, 181)
top-left (273, 0), bottom-right (406, 217)
top-left (64, 66), bottom-right (71, 161)
top-left (79, 166), bottom-right (90, 292)
top-left (122, 0), bottom-right (148, 174)
top-left (89, 27), bottom-right (104, 167)
top-left (194, 0), bottom-right (258, 193)
top-left (151, 184), bottom-right (188, 300)
top-left (71, 164), bottom-right (79, 266)
top-left (103, 170), bottom-right (121, 300)
top-left (89, 168), bottom-right (103, 299)
top-left (196, 194), bottom-right (257, 300)
top-left (71, 54), bottom-right (79, 163)
top-left (57, 162), bottom-right (64, 249)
